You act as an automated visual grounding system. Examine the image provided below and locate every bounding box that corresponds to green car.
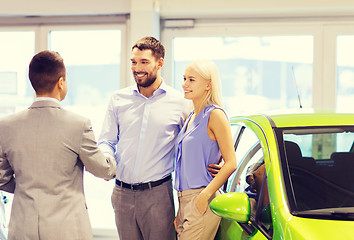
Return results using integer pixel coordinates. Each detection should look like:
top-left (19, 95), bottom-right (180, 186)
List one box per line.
top-left (210, 113), bottom-right (354, 239)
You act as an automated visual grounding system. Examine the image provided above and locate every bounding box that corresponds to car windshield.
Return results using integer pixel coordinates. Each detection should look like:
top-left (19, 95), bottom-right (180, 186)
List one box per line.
top-left (280, 126), bottom-right (354, 217)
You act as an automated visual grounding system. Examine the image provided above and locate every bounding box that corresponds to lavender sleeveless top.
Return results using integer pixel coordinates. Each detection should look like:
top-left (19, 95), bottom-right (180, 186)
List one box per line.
top-left (174, 105), bottom-right (225, 191)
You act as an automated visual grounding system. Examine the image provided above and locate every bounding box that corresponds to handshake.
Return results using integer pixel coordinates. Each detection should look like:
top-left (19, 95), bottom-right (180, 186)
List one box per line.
top-left (104, 154), bottom-right (117, 181)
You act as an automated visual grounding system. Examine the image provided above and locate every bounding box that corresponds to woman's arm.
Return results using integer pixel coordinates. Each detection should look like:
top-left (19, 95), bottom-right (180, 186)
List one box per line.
top-left (195, 108), bottom-right (237, 214)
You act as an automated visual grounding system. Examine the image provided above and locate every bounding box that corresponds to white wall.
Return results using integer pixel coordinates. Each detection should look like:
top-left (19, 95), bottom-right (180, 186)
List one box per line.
top-left (3, 0), bottom-right (354, 48)
top-left (159, 0), bottom-right (354, 18)
top-left (0, 0), bottom-right (130, 16)
top-left (1, 0), bottom-right (354, 18)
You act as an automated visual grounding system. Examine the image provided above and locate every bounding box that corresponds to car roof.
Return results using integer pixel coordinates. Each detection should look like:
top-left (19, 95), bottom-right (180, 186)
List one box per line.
top-left (231, 113), bottom-right (354, 128)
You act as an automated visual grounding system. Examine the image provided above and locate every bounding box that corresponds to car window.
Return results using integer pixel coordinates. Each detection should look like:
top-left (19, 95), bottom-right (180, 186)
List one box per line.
top-left (234, 144), bottom-right (263, 195)
top-left (226, 127), bottom-right (262, 193)
top-left (223, 123), bottom-right (242, 192)
top-left (228, 125), bottom-right (273, 237)
top-left (281, 127), bottom-right (354, 214)
top-left (235, 127), bottom-right (260, 166)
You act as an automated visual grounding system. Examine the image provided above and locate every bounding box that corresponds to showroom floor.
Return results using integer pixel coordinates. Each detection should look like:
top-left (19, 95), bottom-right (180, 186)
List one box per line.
top-left (93, 229), bottom-right (119, 239)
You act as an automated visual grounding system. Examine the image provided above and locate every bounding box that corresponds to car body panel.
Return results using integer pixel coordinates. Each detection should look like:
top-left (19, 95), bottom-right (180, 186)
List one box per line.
top-left (215, 221), bottom-right (267, 240)
top-left (210, 193), bottom-right (251, 223)
top-left (212, 113), bottom-right (354, 239)
top-left (284, 216), bottom-right (354, 239)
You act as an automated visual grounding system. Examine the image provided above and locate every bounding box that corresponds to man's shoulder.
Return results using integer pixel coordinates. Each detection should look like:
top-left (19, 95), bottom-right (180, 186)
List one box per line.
top-left (60, 108), bottom-right (90, 123)
top-left (117, 85), bottom-right (135, 93)
top-left (160, 85), bottom-right (190, 116)
top-left (162, 84), bottom-right (184, 98)
top-left (109, 85), bottom-right (135, 99)
top-left (0, 111), bottom-right (23, 126)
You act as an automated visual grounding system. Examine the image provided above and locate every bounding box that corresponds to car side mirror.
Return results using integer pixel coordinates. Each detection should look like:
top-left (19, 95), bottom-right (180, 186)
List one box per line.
top-left (210, 192), bottom-right (251, 223)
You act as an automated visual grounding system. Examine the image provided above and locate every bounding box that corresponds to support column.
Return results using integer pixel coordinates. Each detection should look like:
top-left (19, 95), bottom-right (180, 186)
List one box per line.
top-left (130, 0), bottom-right (160, 46)
top-left (124, 0), bottom-right (160, 86)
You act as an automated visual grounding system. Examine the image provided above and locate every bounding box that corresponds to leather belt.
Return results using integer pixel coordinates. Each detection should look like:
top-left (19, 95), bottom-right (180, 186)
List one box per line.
top-left (115, 175), bottom-right (171, 191)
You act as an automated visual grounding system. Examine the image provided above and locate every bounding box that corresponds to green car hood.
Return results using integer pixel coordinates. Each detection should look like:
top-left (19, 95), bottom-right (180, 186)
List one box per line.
top-left (284, 216), bottom-right (354, 239)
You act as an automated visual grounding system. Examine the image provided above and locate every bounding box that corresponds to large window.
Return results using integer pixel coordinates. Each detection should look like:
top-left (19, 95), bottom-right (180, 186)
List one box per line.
top-left (0, 31), bottom-right (35, 117)
top-left (163, 21), bottom-right (354, 114)
top-left (282, 127), bottom-right (354, 212)
top-left (0, 30), bottom-right (35, 233)
top-left (336, 35), bottom-right (354, 113)
top-left (0, 25), bottom-right (124, 235)
top-left (49, 28), bottom-right (122, 230)
top-left (49, 29), bottom-right (121, 134)
top-left (171, 36), bottom-right (313, 116)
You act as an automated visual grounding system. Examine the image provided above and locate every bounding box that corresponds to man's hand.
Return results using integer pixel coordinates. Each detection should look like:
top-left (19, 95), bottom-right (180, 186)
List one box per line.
top-left (104, 154), bottom-right (116, 181)
top-left (105, 154), bottom-right (117, 166)
top-left (207, 161), bottom-right (223, 178)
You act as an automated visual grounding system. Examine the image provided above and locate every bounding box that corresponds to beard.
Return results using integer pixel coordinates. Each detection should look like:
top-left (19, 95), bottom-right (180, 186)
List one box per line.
top-left (133, 71), bottom-right (158, 88)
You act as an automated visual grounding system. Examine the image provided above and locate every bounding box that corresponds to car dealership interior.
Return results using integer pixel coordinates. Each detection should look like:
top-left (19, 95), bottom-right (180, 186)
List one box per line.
top-left (1, 0), bottom-right (354, 239)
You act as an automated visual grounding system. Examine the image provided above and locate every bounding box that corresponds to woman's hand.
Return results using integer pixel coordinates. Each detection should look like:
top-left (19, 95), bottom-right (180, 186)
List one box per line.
top-left (195, 192), bottom-right (209, 215)
top-left (174, 217), bottom-right (178, 230)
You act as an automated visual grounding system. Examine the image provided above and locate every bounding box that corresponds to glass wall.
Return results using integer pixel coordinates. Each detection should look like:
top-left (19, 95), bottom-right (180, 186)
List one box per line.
top-left (0, 31), bottom-right (35, 117)
top-left (172, 36), bottom-right (313, 116)
top-left (0, 26), bottom-right (123, 234)
top-left (0, 30), bottom-right (35, 232)
top-left (336, 35), bottom-right (354, 113)
top-left (49, 29), bottom-right (121, 230)
top-left (49, 29), bottom-right (121, 133)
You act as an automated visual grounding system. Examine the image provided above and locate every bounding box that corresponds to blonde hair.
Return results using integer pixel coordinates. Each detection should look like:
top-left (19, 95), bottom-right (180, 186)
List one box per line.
top-left (187, 59), bottom-right (223, 107)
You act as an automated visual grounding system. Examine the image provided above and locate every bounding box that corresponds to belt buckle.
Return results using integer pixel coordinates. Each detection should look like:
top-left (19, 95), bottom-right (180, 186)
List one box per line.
top-left (131, 183), bottom-right (141, 191)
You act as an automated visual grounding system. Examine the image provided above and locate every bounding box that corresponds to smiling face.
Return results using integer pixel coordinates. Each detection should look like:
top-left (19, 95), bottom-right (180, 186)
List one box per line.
top-left (182, 65), bottom-right (211, 101)
top-left (131, 48), bottom-right (162, 88)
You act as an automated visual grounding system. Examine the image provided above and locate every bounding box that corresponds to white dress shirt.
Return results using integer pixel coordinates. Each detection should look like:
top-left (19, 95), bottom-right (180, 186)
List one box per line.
top-left (35, 97), bottom-right (60, 103)
top-left (98, 81), bottom-right (189, 184)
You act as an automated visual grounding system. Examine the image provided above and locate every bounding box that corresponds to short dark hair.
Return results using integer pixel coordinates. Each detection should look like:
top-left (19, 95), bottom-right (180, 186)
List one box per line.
top-left (28, 50), bottom-right (66, 95)
top-left (132, 36), bottom-right (165, 60)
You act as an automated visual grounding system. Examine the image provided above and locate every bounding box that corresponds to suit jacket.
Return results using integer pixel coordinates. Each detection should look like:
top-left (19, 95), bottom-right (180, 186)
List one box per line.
top-left (0, 100), bottom-right (116, 240)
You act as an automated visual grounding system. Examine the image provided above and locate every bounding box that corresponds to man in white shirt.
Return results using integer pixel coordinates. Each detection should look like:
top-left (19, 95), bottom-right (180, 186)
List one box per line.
top-left (99, 37), bottom-right (189, 240)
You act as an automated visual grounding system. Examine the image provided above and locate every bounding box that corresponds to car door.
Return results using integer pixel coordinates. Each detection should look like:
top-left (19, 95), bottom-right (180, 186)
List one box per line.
top-left (215, 123), bottom-right (272, 240)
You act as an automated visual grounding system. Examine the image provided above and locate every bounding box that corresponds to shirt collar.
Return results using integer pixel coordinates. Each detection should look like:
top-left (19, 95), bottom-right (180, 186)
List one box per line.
top-left (132, 79), bottom-right (167, 97)
top-left (35, 97), bottom-right (60, 104)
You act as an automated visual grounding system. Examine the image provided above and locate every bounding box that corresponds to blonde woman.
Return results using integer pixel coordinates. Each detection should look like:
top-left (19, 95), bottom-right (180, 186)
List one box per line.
top-left (174, 60), bottom-right (237, 240)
